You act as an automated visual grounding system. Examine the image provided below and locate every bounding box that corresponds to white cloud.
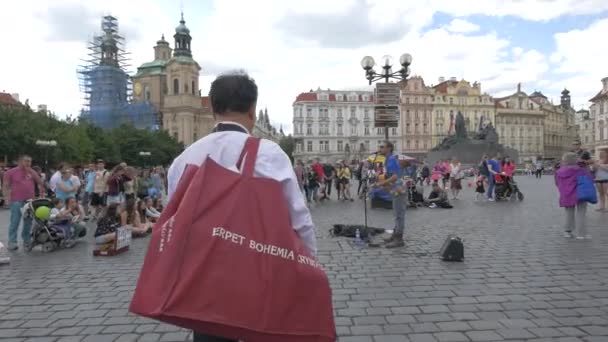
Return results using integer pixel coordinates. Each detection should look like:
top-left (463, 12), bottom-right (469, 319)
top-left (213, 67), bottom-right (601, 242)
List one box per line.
top-left (0, 0), bottom-right (606, 134)
top-left (445, 19), bottom-right (480, 33)
top-left (433, 0), bottom-right (608, 21)
top-left (550, 18), bottom-right (608, 106)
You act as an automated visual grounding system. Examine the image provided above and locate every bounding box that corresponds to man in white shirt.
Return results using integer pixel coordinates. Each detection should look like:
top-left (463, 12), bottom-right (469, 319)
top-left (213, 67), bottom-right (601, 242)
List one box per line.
top-left (167, 71), bottom-right (317, 342)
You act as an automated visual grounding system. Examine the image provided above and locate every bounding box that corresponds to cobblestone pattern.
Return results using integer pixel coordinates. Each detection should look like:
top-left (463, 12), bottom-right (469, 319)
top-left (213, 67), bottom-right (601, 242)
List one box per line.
top-left (1, 177), bottom-right (607, 342)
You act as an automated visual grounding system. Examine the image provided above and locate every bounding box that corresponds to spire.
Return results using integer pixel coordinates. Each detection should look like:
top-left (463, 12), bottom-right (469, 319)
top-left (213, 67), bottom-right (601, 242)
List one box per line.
top-left (173, 12), bottom-right (192, 57)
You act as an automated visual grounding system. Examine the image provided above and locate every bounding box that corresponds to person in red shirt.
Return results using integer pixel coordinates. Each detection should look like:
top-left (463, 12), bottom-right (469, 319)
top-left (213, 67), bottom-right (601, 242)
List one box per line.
top-left (2, 155), bottom-right (45, 250)
top-left (312, 159), bottom-right (325, 199)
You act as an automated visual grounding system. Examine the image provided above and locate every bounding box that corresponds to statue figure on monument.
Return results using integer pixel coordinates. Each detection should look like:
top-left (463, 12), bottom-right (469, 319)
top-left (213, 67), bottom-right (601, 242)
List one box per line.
top-left (455, 111), bottom-right (467, 139)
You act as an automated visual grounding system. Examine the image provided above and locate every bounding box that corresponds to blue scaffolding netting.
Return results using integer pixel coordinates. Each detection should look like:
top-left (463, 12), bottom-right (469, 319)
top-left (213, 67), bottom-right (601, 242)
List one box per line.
top-left (78, 15), bottom-right (158, 130)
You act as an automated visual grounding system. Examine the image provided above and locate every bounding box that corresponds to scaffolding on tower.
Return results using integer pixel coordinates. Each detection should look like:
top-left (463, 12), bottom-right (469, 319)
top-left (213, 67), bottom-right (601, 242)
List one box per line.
top-left (78, 15), bottom-right (159, 130)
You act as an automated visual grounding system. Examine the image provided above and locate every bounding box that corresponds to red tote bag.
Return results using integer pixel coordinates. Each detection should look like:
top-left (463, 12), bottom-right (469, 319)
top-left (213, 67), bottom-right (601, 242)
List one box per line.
top-left (130, 137), bottom-right (336, 342)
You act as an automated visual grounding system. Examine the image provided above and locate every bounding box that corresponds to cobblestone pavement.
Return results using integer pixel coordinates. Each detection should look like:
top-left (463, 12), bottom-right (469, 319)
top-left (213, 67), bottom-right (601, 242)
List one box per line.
top-left (1, 176), bottom-right (607, 342)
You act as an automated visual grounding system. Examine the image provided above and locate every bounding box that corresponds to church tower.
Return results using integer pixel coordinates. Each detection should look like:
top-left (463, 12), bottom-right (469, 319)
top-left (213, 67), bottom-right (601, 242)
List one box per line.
top-left (132, 11), bottom-right (214, 145)
top-left (154, 35), bottom-right (172, 61)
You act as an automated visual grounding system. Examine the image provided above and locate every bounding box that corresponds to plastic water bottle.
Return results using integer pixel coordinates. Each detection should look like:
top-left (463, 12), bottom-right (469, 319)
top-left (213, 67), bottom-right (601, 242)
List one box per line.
top-left (355, 228), bottom-right (365, 248)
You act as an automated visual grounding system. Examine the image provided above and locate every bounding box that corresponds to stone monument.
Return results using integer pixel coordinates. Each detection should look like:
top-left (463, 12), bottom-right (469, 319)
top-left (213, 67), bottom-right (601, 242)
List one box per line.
top-left (427, 112), bottom-right (518, 165)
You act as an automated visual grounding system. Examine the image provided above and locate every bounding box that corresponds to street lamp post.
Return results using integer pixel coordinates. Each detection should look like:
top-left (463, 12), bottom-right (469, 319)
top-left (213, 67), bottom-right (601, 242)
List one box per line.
top-left (139, 151), bottom-right (151, 168)
top-left (35, 140), bottom-right (57, 172)
top-left (360, 53), bottom-right (413, 141)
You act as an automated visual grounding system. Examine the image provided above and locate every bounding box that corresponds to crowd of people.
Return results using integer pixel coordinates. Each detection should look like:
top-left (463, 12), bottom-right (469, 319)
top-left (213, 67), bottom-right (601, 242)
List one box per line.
top-left (1, 157), bottom-right (167, 251)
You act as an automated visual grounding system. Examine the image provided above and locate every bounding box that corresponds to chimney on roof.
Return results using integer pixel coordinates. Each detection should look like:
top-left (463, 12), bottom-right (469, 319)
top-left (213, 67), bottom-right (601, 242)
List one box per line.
top-left (450, 77), bottom-right (457, 82)
top-left (602, 77), bottom-right (608, 92)
top-left (439, 77), bottom-right (445, 83)
top-left (517, 83), bottom-right (521, 93)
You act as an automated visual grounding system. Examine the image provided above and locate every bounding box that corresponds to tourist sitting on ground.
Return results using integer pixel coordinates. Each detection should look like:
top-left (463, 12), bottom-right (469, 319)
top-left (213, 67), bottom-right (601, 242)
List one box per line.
top-left (144, 197), bottom-right (162, 222)
top-left (426, 182), bottom-right (453, 208)
top-left (152, 197), bottom-right (164, 213)
top-left (62, 197), bottom-right (87, 239)
top-left (122, 198), bottom-right (152, 237)
top-left (94, 203), bottom-right (121, 245)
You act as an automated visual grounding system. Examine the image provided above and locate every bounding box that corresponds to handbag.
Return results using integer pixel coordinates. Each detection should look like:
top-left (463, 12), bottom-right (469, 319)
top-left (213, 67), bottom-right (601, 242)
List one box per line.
top-left (130, 137), bottom-right (335, 342)
top-left (577, 174), bottom-right (597, 204)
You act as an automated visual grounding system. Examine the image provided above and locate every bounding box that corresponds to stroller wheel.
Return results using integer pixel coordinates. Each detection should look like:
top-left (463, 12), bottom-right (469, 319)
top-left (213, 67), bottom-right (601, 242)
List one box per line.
top-left (517, 192), bottom-right (524, 201)
top-left (41, 242), bottom-right (55, 253)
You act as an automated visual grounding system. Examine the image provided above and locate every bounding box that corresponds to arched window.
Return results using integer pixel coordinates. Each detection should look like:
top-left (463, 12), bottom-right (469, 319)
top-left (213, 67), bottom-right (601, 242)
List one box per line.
top-left (173, 78), bottom-right (179, 95)
top-left (192, 81), bottom-right (196, 95)
top-left (600, 120), bottom-right (605, 141)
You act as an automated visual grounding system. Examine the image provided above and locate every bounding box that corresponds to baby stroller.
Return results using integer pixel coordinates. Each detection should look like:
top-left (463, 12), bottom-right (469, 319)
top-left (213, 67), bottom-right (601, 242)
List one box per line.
top-left (22, 198), bottom-right (68, 252)
top-left (494, 174), bottom-right (524, 201)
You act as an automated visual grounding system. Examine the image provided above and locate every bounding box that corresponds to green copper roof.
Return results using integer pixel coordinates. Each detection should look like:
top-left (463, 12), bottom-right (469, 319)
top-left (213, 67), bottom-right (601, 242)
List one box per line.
top-left (171, 55), bottom-right (198, 65)
top-left (138, 59), bottom-right (167, 69)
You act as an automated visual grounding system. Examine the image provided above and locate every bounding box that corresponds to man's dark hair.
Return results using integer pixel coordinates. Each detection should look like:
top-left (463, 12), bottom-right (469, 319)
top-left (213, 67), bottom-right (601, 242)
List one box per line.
top-left (209, 71), bottom-right (258, 114)
top-left (384, 141), bottom-right (394, 153)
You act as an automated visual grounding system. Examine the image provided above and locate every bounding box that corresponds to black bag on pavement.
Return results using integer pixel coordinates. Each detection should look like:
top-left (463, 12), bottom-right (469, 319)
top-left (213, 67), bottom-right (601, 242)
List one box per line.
top-left (440, 235), bottom-right (464, 262)
top-left (330, 224), bottom-right (385, 239)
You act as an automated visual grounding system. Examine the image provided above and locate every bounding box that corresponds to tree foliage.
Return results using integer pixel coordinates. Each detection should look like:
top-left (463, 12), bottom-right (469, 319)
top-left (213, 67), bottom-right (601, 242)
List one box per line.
top-left (279, 134), bottom-right (295, 164)
top-left (0, 106), bottom-right (184, 168)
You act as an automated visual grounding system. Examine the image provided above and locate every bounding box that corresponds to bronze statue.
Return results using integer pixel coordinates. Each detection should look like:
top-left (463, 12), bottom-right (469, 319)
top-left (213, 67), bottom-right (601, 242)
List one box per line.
top-left (455, 111), bottom-right (467, 139)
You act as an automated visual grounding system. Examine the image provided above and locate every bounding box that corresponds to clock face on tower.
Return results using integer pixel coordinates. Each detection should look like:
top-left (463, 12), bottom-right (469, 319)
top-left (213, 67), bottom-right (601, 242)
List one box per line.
top-left (134, 82), bottom-right (143, 96)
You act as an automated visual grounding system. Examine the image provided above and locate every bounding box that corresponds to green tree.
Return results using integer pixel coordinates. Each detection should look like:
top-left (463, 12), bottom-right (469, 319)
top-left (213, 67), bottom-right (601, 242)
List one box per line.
top-left (0, 106), bottom-right (184, 168)
top-left (279, 134), bottom-right (295, 164)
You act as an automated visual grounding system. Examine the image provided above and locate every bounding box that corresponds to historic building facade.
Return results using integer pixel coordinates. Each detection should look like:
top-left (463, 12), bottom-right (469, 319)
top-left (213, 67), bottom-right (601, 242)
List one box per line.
top-left (292, 89), bottom-right (403, 163)
top-left (532, 89), bottom-right (577, 160)
top-left (431, 78), bottom-right (495, 147)
top-left (590, 77), bottom-right (608, 151)
top-left (132, 14), bottom-right (214, 146)
top-left (576, 109), bottom-right (595, 148)
top-left (399, 76), bottom-right (433, 157)
top-left (495, 84), bottom-right (546, 162)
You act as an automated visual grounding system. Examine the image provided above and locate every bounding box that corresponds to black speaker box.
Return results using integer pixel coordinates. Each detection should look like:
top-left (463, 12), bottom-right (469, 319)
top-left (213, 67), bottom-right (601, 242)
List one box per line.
top-left (440, 235), bottom-right (464, 262)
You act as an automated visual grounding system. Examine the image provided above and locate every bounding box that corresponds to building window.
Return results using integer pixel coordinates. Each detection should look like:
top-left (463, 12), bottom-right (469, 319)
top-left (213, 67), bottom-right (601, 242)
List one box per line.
top-left (365, 140), bottom-right (370, 151)
top-left (377, 127), bottom-right (383, 135)
top-left (307, 108), bottom-right (312, 118)
top-left (192, 81), bottom-right (196, 95)
top-left (350, 107), bottom-right (356, 118)
top-left (337, 109), bottom-right (343, 118)
top-left (423, 123), bottom-right (428, 133)
top-left (307, 141), bottom-right (313, 152)
top-left (449, 97), bottom-right (453, 105)
top-left (307, 124), bottom-right (312, 135)
top-left (406, 140), bottom-right (411, 148)
top-left (406, 123), bottom-right (411, 133)
top-left (391, 127), bottom-right (397, 135)
top-left (364, 108), bottom-right (369, 119)
top-left (415, 110), bottom-right (419, 120)
top-left (364, 125), bottom-right (370, 135)
top-left (405, 97), bottom-right (410, 104)
top-left (144, 85), bottom-right (151, 100)
top-left (337, 124), bottom-right (343, 135)
top-left (337, 140), bottom-right (343, 152)
top-left (319, 141), bottom-right (324, 152)
top-left (351, 125), bottom-right (357, 135)
top-left (173, 78), bottom-right (179, 94)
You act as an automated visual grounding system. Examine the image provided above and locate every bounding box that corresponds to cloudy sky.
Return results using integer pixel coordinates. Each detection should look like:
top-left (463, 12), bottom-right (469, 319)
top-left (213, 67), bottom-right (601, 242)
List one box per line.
top-left (1, 0), bottom-right (607, 133)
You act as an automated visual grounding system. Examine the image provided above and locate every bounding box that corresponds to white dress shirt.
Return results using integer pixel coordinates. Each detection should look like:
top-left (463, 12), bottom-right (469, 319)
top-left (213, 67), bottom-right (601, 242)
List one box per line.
top-left (167, 122), bottom-right (317, 255)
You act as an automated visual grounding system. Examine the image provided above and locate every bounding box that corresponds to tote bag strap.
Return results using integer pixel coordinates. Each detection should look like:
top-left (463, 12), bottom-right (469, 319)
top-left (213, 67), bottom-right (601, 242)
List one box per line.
top-left (236, 137), bottom-right (261, 177)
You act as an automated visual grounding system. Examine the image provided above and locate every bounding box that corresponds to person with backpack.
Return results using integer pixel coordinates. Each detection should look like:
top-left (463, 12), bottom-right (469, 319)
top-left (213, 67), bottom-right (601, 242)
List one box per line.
top-left (555, 152), bottom-right (595, 240)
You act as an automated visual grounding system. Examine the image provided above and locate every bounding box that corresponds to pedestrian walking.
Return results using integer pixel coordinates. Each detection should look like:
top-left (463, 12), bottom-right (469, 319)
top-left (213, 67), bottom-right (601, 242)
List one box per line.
top-left (2, 155), bottom-right (46, 251)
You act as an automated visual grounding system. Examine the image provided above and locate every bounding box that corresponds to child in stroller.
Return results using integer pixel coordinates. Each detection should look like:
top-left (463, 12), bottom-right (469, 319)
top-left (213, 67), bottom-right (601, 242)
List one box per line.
top-left (22, 198), bottom-right (77, 252)
top-left (494, 173), bottom-right (524, 201)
